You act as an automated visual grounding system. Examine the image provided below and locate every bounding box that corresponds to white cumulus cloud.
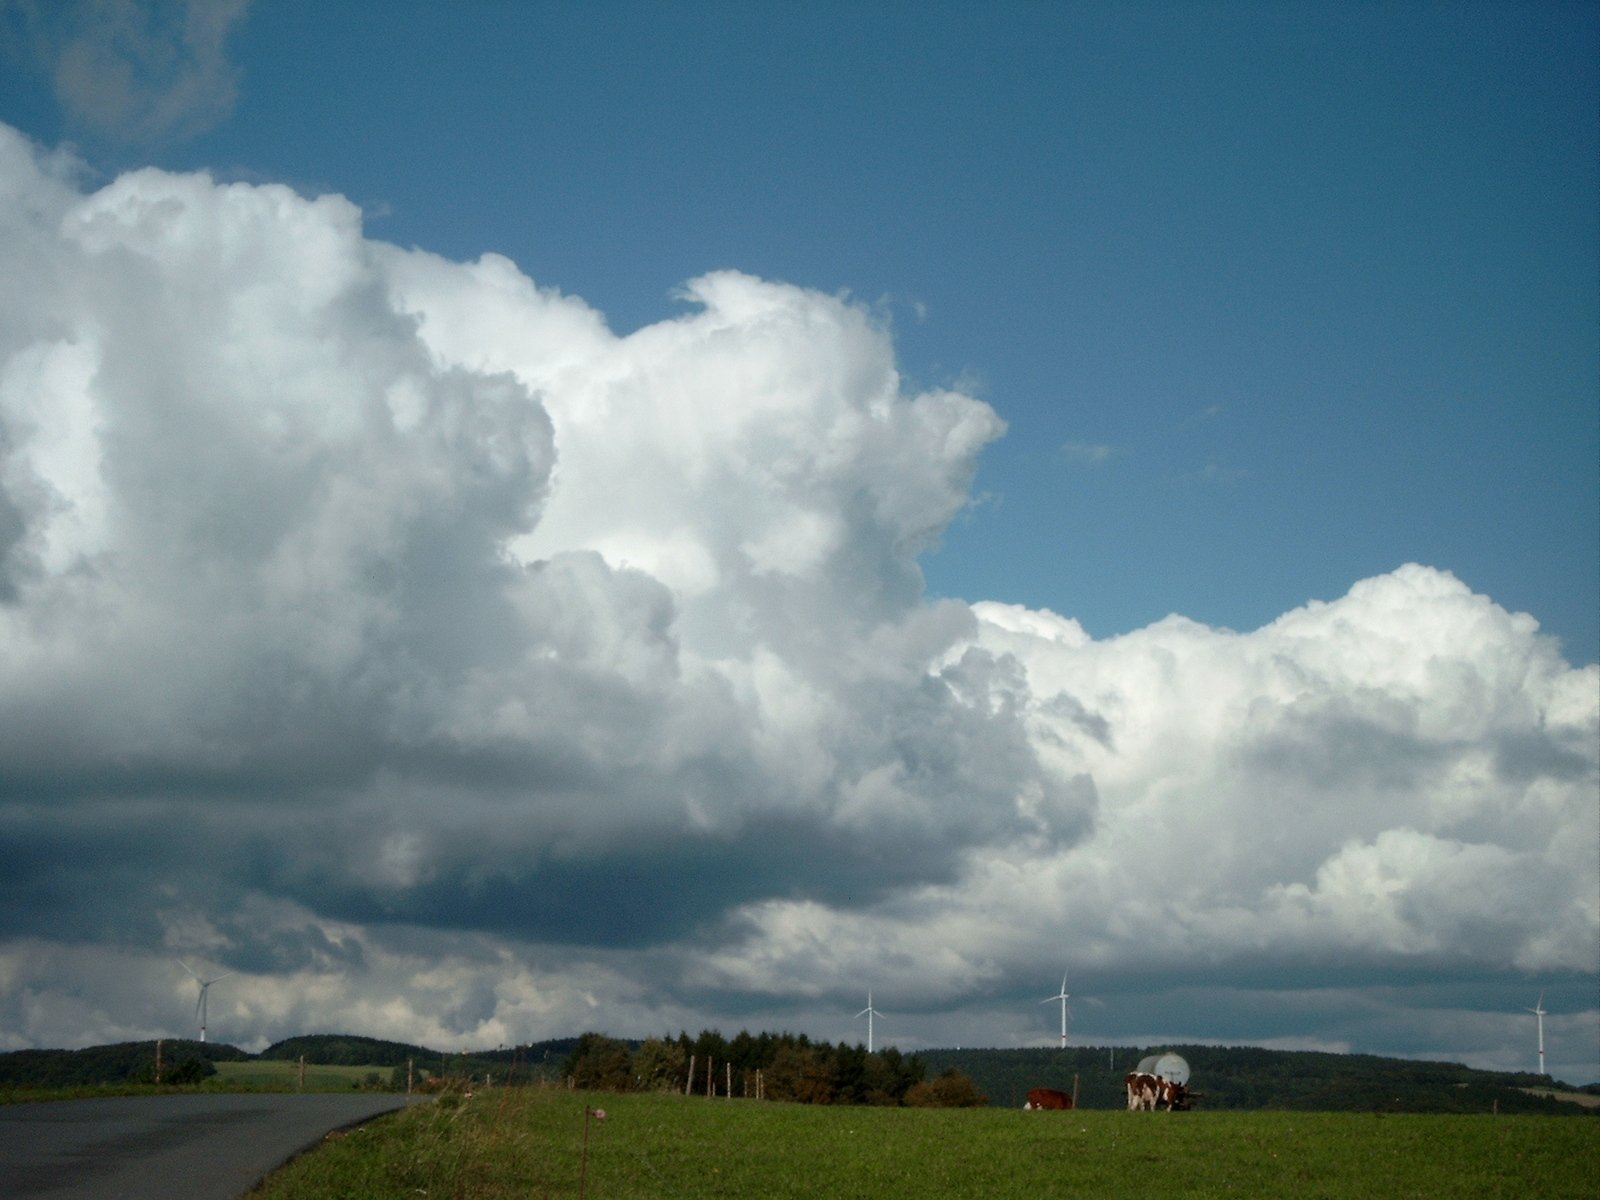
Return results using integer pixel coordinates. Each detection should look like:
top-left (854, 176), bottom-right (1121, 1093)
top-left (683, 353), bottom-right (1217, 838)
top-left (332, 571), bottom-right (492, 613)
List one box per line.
top-left (0, 125), bottom-right (1593, 1081)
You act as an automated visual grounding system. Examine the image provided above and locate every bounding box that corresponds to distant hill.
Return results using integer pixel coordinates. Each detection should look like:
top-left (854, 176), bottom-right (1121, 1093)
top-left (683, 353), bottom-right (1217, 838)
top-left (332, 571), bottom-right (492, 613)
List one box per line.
top-left (0, 1040), bottom-right (247, 1088)
top-left (259, 1033), bottom-right (579, 1081)
top-left (4, 1034), bottom-right (1593, 1113)
top-left (259, 1034), bottom-right (437, 1067)
top-left (918, 1044), bottom-right (1598, 1114)
top-left (0, 1034), bottom-right (577, 1091)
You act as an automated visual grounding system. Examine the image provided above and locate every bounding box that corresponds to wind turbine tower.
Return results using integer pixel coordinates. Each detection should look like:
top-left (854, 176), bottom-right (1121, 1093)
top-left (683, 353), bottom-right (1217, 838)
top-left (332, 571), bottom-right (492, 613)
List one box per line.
top-left (180, 961), bottom-right (231, 1044)
top-left (1041, 971), bottom-right (1071, 1048)
top-left (856, 991), bottom-right (882, 1054)
top-left (1525, 992), bottom-right (1547, 1077)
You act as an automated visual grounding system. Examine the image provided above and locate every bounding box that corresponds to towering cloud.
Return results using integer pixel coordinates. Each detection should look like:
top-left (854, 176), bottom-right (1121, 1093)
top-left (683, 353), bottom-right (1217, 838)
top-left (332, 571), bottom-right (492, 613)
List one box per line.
top-left (0, 125), bottom-right (1593, 1074)
top-left (0, 122), bottom-right (1032, 946)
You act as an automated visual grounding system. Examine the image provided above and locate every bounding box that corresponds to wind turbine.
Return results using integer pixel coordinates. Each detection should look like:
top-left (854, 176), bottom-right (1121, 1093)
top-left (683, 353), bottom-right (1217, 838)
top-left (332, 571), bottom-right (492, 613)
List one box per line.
top-left (1525, 991), bottom-right (1547, 1077)
top-left (1041, 971), bottom-right (1071, 1048)
top-left (180, 961), bottom-right (230, 1043)
top-left (856, 991), bottom-right (882, 1054)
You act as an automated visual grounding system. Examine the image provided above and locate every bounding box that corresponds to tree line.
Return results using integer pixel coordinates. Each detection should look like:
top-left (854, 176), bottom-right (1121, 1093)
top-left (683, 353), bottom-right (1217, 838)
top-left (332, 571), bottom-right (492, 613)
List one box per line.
top-left (562, 1030), bottom-right (985, 1107)
top-left (6, 1034), bottom-right (1588, 1113)
top-left (0, 1039), bottom-right (243, 1088)
top-left (917, 1044), bottom-right (1599, 1114)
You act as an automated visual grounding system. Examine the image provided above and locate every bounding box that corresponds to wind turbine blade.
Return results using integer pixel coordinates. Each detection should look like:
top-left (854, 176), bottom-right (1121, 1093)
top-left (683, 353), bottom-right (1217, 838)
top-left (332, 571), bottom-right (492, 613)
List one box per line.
top-left (179, 960), bottom-right (199, 980)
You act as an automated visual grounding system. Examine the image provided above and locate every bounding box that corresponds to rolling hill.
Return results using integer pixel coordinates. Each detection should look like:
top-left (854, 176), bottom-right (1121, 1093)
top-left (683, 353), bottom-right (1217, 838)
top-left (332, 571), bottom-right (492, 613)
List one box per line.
top-left (917, 1044), bottom-right (1597, 1113)
top-left (2, 1033), bottom-right (1593, 1114)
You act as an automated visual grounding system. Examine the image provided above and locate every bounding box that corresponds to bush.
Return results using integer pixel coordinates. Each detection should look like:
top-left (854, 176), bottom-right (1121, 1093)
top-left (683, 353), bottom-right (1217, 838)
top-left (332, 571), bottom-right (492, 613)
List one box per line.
top-left (128, 1055), bottom-right (215, 1085)
top-left (633, 1037), bottom-right (687, 1092)
top-left (905, 1068), bottom-right (987, 1108)
top-left (563, 1033), bottom-right (634, 1092)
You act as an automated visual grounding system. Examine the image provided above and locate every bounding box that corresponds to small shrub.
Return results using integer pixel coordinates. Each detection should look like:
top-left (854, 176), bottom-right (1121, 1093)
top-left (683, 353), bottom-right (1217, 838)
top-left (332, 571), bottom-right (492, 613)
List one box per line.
top-left (905, 1068), bottom-right (987, 1108)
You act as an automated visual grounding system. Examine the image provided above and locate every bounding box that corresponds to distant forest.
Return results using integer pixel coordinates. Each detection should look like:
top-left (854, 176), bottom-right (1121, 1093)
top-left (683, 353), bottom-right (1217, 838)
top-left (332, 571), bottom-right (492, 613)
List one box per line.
top-left (920, 1044), bottom-right (1597, 1114)
top-left (556, 1030), bottom-right (977, 1107)
top-left (0, 1038), bottom-right (246, 1088)
top-left (2, 1033), bottom-right (1594, 1115)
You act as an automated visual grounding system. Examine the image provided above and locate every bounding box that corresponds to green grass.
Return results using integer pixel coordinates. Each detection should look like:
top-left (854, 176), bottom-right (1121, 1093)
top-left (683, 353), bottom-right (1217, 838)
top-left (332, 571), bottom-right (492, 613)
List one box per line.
top-left (248, 1088), bottom-right (1597, 1199)
top-left (0, 1060), bottom-right (398, 1104)
top-left (0, 1083), bottom-right (173, 1104)
top-left (211, 1059), bottom-right (393, 1092)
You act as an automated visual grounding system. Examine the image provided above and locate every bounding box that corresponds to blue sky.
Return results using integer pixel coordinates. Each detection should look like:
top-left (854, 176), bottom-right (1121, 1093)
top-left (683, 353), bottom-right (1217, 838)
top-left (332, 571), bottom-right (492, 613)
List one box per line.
top-left (0, 2), bottom-right (1595, 1085)
top-left (12, 0), bottom-right (1591, 655)
top-left (247, 3), bottom-right (1597, 658)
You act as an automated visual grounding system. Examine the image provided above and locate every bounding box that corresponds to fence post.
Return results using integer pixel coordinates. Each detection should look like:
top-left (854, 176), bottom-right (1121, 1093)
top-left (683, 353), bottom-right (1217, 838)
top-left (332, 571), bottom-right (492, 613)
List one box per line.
top-left (686, 1055), bottom-right (695, 1097)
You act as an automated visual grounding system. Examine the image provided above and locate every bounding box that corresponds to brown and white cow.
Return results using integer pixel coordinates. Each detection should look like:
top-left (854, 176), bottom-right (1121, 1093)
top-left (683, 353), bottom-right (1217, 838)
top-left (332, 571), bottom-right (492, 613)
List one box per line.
top-left (1124, 1071), bottom-right (1161, 1110)
top-left (1125, 1072), bottom-right (1185, 1111)
top-left (1023, 1087), bottom-right (1073, 1110)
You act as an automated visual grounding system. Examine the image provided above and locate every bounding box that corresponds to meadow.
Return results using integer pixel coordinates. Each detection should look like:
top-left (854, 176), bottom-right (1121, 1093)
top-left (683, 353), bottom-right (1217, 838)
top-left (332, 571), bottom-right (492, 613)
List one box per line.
top-left (211, 1059), bottom-right (393, 1092)
top-left (248, 1086), bottom-right (1597, 1199)
top-left (0, 1059), bottom-right (397, 1103)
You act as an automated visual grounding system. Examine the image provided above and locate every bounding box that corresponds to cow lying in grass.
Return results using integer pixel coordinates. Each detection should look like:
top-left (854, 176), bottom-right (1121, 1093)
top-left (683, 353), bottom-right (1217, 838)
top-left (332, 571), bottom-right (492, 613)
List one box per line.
top-left (1023, 1087), bottom-right (1073, 1110)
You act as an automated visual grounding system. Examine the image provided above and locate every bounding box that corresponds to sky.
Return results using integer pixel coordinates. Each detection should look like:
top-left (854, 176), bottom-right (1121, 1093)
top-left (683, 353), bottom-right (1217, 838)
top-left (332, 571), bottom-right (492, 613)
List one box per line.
top-left (0, 1), bottom-right (1594, 1086)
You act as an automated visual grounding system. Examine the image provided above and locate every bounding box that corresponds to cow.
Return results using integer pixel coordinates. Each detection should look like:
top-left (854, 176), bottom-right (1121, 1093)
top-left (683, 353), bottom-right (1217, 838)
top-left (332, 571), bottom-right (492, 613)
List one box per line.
top-left (1124, 1071), bottom-right (1161, 1111)
top-left (1125, 1072), bottom-right (1187, 1111)
top-left (1023, 1087), bottom-right (1073, 1110)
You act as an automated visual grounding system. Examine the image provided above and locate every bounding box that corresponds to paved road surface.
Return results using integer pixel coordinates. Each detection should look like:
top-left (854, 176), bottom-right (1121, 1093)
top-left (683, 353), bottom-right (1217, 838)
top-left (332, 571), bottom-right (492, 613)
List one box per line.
top-left (0, 1092), bottom-right (426, 1199)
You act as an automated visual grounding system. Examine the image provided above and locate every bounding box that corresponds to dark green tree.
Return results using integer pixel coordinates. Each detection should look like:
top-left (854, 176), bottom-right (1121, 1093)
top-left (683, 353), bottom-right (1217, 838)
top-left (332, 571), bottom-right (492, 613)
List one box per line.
top-left (831, 1042), bottom-right (869, 1104)
top-left (632, 1037), bottom-right (687, 1092)
top-left (563, 1033), bottom-right (633, 1092)
top-left (767, 1043), bottom-right (835, 1104)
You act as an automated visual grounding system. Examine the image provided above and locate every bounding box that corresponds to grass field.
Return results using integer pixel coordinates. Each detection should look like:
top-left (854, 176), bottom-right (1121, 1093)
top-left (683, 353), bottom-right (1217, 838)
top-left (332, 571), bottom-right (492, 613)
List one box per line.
top-left (211, 1059), bottom-right (393, 1092)
top-left (248, 1087), bottom-right (1597, 1199)
top-left (0, 1060), bottom-right (399, 1103)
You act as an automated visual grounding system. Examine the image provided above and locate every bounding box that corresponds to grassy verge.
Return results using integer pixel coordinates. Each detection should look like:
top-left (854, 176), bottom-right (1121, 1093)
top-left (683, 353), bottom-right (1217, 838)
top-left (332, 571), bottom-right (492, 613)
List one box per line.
top-left (248, 1087), bottom-right (1596, 1199)
top-left (0, 1083), bottom-right (180, 1104)
top-left (0, 1060), bottom-right (399, 1104)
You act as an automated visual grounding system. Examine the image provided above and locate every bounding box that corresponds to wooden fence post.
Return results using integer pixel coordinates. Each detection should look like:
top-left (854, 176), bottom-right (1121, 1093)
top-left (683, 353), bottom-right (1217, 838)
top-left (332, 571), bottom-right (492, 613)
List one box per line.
top-left (686, 1055), bottom-right (695, 1097)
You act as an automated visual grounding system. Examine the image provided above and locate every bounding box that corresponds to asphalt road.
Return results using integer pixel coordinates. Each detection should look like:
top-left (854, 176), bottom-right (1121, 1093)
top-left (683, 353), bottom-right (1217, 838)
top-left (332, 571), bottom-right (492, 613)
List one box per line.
top-left (0, 1092), bottom-right (427, 1199)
